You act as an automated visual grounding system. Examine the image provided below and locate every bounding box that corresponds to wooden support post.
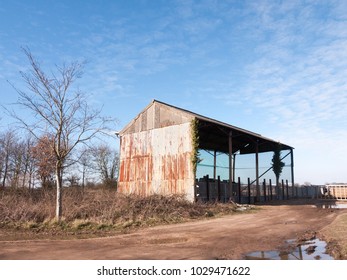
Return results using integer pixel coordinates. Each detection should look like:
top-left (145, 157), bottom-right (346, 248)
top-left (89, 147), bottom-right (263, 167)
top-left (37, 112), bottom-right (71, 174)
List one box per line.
top-left (269, 179), bottom-right (273, 200)
top-left (291, 148), bottom-right (295, 197)
top-left (213, 150), bottom-right (217, 180)
top-left (217, 176), bottom-right (221, 202)
top-left (248, 177), bottom-right (251, 204)
top-left (282, 179), bottom-right (285, 200)
top-left (295, 184), bottom-right (298, 198)
top-left (233, 154), bottom-right (236, 185)
top-left (229, 131), bottom-right (233, 195)
top-left (255, 140), bottom-right (260, 202)
top-left (263, 179), bottom-right (267, 202)
top-left (286, 180), bottom-right (289, 199)
top-left (206, 175), bottom-right (210, 202)
top-left (238, 177), bottom-right (241, 204)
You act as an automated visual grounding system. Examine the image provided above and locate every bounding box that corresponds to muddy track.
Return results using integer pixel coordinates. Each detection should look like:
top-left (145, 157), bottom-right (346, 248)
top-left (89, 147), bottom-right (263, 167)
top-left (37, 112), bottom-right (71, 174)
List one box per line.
top-left (0, 201), bottom-right (343, 260)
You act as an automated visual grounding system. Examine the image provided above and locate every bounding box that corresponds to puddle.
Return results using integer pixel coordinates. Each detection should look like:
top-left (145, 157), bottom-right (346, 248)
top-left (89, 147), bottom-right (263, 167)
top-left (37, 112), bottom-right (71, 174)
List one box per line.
top-left (316, 203), bottom-right (347, 209)
top-left (244, 238), bottom-right (334, 260)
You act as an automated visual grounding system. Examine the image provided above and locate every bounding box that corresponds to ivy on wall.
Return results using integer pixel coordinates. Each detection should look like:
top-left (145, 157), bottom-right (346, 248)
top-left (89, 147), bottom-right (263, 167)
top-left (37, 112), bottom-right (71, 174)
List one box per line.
top-left (190, 118), bottom-right (200, 177)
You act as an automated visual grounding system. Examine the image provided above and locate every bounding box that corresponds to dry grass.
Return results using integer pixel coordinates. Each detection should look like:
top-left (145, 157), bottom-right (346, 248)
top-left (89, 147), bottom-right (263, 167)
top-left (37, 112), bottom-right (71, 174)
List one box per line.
top-left (320, 212), bottom-right (347, 259)
top-left (0, 188), bottom-right (240, 235)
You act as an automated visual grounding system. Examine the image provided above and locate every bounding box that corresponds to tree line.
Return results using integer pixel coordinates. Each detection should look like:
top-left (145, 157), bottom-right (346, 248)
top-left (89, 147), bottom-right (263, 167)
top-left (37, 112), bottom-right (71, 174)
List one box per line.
top-left (0, 129), bottom-right (119, 190)
top-left (1, 47), bottom-right (117, 219)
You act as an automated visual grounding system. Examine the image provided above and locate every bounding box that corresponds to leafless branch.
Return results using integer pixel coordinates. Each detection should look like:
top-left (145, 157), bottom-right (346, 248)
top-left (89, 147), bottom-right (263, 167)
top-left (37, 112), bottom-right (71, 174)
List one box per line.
top-left (7, 47), bottom-right (116, 219)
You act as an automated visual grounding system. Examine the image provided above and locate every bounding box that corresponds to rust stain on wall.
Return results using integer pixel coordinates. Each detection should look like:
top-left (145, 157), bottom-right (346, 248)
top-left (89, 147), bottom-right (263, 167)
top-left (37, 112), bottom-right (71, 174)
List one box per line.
top-left (118, 122), bottom-right (195, 201)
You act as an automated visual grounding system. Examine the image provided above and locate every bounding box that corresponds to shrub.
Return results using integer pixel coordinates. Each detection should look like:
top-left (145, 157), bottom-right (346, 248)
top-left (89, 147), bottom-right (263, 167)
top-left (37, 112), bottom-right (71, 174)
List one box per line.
top-left (0, 187), bottom-right (237, 231)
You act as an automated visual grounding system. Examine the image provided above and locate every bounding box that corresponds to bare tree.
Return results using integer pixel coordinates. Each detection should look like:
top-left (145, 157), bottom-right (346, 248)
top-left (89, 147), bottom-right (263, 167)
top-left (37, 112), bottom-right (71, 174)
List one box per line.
top-left (0, 130), bottom-right (16, 188)
top-left (0, 133), bottom-right (4, 186)
top-left (65, 174), bottom-right (80, 188)
top-left (22, 135), bottom-right (36, 189)
top-left (0, 130), bottom-right (37, 189)
top-left (10, 47), bottom-right (114, 220)
top-left (91, 144), bottom-right (119, 188)
top-left (78, 146), bottom-right (92, 189)
top-left (10, 139), bottom-right (25, 188)
top-left (0, 133), bottom-right (5, 187)
top-left (31, 134), bottom-right (56, 188)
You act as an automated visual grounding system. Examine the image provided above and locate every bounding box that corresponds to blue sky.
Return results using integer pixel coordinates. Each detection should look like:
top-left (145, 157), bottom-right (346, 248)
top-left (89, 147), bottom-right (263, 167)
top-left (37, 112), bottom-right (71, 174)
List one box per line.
top-left (1, 0), bottom-right (347, 185)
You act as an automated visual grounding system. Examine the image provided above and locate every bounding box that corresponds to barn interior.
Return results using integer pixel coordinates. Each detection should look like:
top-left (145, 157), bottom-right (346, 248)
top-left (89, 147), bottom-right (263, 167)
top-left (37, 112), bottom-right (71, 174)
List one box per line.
top-left (194, 116), bottom-right (294, 202)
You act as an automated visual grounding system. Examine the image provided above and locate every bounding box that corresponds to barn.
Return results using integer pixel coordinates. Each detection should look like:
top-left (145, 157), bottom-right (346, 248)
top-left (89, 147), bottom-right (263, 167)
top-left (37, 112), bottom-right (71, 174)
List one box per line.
top-left (117, 100), bottom-right (294, 202)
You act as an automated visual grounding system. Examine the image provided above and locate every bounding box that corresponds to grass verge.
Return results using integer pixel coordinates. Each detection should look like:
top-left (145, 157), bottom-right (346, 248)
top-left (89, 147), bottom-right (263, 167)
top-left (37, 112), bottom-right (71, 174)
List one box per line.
top-left (0, 188), bottom-right (254, 240)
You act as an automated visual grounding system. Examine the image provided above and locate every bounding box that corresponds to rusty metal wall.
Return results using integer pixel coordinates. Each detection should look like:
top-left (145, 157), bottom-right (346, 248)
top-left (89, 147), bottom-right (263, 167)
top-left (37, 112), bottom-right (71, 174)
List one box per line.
top-left (121, 101), bottom-right (193, 135)
top-left (118, 122), bottom-right (195, 201)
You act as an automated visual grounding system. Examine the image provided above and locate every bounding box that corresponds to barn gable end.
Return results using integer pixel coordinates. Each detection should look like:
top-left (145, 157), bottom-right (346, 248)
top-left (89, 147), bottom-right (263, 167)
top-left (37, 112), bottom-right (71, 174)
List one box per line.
top-left (119, 100), bottom-right (194, 135)
top-left (118, 100), bottom-right (196, 201)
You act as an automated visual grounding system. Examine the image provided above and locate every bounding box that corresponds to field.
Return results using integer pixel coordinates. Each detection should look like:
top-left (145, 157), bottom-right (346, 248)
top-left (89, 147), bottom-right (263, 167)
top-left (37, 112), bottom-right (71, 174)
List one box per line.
top-left (0, 188), bottom-right (347, 260)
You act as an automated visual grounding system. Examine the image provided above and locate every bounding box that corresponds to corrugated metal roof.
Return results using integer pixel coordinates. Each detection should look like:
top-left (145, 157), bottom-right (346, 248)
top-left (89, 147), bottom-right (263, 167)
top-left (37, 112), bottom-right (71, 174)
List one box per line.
top-left (152, 99), bottom-right (263, 135)
top-left (120, 99), bottom-right (293, 153)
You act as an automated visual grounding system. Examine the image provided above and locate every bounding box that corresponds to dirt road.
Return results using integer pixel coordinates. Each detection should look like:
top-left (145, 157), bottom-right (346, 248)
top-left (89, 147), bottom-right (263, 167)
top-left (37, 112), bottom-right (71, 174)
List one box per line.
top-left (0, 201), bottom-right (343, 260)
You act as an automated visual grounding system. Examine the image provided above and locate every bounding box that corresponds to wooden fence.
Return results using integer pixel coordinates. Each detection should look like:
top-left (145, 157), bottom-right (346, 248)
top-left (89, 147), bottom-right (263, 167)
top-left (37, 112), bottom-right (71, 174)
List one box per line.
top-left (195, 177), bottom-right (347, 203)
top-left (195, 175), bottom-right (293, 203)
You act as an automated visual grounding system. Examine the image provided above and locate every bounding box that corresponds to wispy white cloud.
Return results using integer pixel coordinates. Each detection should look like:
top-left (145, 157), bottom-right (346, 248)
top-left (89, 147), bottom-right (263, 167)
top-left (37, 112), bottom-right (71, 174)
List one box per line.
top-left (267, 23), bottom-right (347, 180)
top-left (204, 0), bottom-right (347, 183)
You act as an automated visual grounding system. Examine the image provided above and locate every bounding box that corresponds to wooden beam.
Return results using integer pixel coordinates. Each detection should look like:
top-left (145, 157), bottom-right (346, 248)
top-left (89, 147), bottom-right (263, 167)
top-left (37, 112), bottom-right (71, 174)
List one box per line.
top-left (290, 148), bottom-right (295, 196)
top-left (233, 153), bottom-right (236, 184)
top-left (229, 131), bottom-right (233, 193)
top-left (213, 150), bottom-right (217, 180)
top-left (255, 139), bottom-right (260, 202)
